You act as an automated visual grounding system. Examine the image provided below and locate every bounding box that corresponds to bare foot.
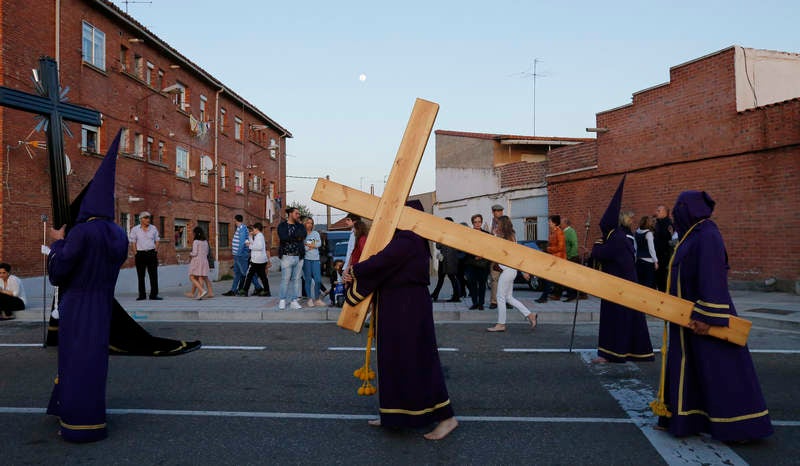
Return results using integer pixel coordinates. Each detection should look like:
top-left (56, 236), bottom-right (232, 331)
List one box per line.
top-left (591, 356), bottom-right (609, 364)
top-left (486, 324), bottom-right (506, 332)
top-left (424, 417), bottom-right (458, 440)
top-left (527, 313), bottom-right (538, 329)
top-left (367, 418), bottom-right (381, 427)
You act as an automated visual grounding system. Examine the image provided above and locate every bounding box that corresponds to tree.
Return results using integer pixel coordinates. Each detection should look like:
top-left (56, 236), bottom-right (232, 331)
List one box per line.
top-left (289, 200), bottom-right (313, 220)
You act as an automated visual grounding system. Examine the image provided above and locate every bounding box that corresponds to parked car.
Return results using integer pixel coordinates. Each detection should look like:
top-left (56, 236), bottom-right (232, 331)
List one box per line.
top-left (514, 240), bottom-right (542, 291)
top-left (320, 230), bottom-right (350, 278)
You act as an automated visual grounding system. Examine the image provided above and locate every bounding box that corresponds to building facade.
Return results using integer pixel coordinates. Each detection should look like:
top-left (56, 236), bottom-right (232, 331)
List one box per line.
top-left (0, 0), bottom-right (291, 276)
top-left (548, 46), bottom-right (799, 290)
top-left (434, 130), bottom-right (591, 238)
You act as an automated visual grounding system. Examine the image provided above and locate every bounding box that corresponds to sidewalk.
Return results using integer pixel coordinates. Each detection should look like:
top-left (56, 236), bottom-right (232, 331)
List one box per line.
top-left (14, 265), bottom-right (800, 330)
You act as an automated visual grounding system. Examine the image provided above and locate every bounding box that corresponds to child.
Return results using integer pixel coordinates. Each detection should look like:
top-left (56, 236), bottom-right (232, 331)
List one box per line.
top-left (321, 259), bottom-right (345, 307)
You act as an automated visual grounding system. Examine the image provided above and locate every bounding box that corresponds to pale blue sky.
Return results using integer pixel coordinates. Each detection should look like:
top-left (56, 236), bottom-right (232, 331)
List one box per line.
top-left (111, 0), bottom-right (799, 222)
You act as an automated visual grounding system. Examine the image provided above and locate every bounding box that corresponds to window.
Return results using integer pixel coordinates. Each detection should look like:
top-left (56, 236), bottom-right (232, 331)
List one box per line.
top-left (145, 136), bottom-right (153, 160)
top-left (120, 127), bottom-right (130, 153)
top-left (234, 117), bottom-right (242, 141)
top-left (173, 82), bottom-right (187, 111)
top-left (119, 46), bottom-right (129, 72)
top-left (159, 216), bottom-right (165, 236)
top-left (157, 69), bottom-right (165, 91)
top-left (133, 132), bottom-right (144, 157)
top-left (176, 146), bottom-right (189, 178)
top-left (200, 155), bottom-right (212, 184)
top-left (81, 125), bottom-right (99, 153)
top-left (220, 163), bottom-right (227, 189)
top-left (219, 108), bottom-right (226, 132)
top-left (249, 175), bottom-right (262, 193)
top-left (524, 217), bottom-right (539, 241)
top-left (156, 140), bottom-right (165, 163)
top-left (81, 21), bottom-right (105, 70)
top-left (234, 170), bottom-right (244, 193)
top-left (199, 95), bottom-right (207, 122)
top-left (145, 61), bottom-right (154, 86)
top-left (133, 54), bottom-right (143, 79)
top-left (269, 138), bottom-right (277, 159)
top-left (218, 222), bottom-right (230, 248)
top-left (119, 212), bottom-right (129, 231)
top-left (174, 219), bottom-right (189, 249)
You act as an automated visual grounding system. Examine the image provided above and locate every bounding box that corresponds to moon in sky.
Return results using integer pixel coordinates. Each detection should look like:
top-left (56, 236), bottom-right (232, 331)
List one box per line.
top-left (358, 73), bottom-right (367, 82)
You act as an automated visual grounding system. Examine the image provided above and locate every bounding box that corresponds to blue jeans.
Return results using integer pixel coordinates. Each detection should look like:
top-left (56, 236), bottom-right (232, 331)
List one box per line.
top-left (231, 255), bottom-right (249, 291)
top-left (279, 255), bottom-right (303, 301)
top-left (303, 259), bottom-right (322, 300)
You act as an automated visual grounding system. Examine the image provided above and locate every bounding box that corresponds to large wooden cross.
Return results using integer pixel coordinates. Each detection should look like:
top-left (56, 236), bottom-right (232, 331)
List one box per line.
top-left (0, 57), bottom-right (102, 228)
top-left (312, 98), bottom-right (751, 346)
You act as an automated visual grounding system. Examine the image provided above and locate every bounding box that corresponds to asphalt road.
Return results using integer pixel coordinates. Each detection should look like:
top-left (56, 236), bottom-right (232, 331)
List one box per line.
top-left (1, 320), bottom-right (799, 465)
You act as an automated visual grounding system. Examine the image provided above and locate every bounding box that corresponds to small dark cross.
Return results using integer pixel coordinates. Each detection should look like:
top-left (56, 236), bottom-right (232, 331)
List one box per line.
top-left (0, 56), bottom-right (102, 228)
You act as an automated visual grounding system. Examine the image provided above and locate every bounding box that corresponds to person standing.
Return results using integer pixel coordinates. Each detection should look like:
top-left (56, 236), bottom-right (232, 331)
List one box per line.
top-left (223, 214), bottom-right (250, 296)
top-left (487, 204), bottom-right (504, 309)
top-left (302, 217), bottom-right (326, 307)
top-left (241, 222), bottom-right (271, 297)
top-left (562, 218), bottom-right (580, 302)
top-left (635, 216), bottom-right (658, 289)
top-left (465, 214), bottom-right (491, 310)
top-left (653, 205), bottom-right (674, 292)
top-left (655, 190), bottom-right (772, 442)
top-left (278, 207), bottom-right (306, 310)
top-left (343, 200), bottom-right (458, 440)
top-left (341, 213), bottom-right (361, 274)
top-left (0, 263), bottom-right (26, 320)
top-left (590, 178), bottom-right (654, 364)
top-left (129, 211), bottom-right (161, 300)
top-left (187, 227), bottom-right (210, 299)
top-left (535, 215), bottom-right (566, 303)
top-left (46, 134), bottom-right (129, 442)
top-left (486, 216), bottom-right (537, 332)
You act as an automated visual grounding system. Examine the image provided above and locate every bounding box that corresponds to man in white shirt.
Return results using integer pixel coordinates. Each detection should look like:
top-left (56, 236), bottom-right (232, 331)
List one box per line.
top-left (129, 211), bottom-right (162, 300)
top-left (341, 213), bottom-right (361, 274)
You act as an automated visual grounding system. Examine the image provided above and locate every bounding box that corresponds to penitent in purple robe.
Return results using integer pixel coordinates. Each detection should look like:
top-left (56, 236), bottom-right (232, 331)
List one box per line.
top-left (46, 133), bottom-right (129, 442)
top-left (591, 226), bottom-right (655, 363)
top-left (348, 228), bottom-right (455, 428)
top-left (657, 191), bottom-right (772, 442)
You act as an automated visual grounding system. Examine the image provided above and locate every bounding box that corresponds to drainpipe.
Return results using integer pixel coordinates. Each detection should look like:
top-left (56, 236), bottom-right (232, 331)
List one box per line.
top-left (214, 87), bottom-right (224, 270)
top-left (55, 0), bottom-right (60, 63)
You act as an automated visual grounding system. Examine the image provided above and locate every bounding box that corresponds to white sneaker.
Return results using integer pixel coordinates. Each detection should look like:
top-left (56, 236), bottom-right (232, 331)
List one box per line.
top-left (278, 299), bottom-right (286, 310)
top-left (289, 300), bottom-right (302, 310)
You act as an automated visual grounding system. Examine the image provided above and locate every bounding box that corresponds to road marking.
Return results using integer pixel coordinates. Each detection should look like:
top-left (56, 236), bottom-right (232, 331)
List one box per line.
top-left (0, 344), bottom-right (43, 347)
top-left (328, 346), bottom-right (458, 352)
top-left (578, 350), bottom-right (748, 465)
top-left (202, 346), bottom-right (266, 351)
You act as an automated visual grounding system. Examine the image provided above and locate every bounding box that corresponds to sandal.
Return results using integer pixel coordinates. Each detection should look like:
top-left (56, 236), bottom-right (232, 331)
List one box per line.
top-left (486, 324), bottom-right (506, 332)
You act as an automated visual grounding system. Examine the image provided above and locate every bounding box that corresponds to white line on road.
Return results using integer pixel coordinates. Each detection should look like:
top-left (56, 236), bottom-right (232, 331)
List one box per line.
top-left (0, 344), bottom-right (43, 347)
top-left (201, 346), bottom-right (266, 350)
top-left (578, 350), bottom-right (748, 466)
top-left (328, 347), bottom-right (459, 352)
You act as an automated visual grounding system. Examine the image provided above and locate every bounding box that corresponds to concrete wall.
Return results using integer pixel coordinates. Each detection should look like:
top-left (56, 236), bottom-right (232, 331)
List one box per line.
top-left (734, 46), bottom-right (800, 112)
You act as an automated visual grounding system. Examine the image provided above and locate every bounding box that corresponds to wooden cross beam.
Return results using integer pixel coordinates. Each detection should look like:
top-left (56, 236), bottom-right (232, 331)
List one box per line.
top-left (312, 100), bottom-right (751, 346)
top-left (0, 57), bottom-right (102, 228)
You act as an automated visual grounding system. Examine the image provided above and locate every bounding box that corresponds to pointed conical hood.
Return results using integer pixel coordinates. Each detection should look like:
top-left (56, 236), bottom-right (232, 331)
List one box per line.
top-left (76, 130), bottom-right (121, 223)
top-left (599, 175), bottom-right (626, 237)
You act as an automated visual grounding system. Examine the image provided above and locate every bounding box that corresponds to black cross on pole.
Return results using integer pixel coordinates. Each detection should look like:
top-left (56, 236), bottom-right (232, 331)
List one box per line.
top-left (0, 56), bottom-right (102, 228)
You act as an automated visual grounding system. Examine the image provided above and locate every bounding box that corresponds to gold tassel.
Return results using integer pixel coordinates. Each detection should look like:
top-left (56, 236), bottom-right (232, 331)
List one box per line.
top-left (354, 306), bottom-right (377, 396)
top-left (650, 320), bottom-right (672, 417)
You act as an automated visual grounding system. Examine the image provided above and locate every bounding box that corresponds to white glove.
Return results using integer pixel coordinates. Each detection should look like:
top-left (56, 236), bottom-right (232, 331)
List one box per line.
top-left (41, 245), bottom-right (51, 255)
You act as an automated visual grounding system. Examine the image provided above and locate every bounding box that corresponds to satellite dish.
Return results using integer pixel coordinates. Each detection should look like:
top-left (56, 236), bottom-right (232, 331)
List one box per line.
top-left (201, 156), bottom-right (213, 171)
top-left (65, 154), bottom-right (72, 175)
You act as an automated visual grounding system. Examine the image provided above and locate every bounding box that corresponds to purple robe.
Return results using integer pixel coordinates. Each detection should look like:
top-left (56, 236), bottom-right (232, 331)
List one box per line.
top-left (591, 226), bottom-right (654, 363)
top-left (348, 229), bottom-right (454, 428)
top-left (46, 218), bottom-right (128, 442)
top-left (658, 191), bottom-right (772, 442)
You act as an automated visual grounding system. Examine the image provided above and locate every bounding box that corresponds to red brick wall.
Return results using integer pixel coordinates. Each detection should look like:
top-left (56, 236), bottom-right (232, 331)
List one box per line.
top-left (1, 0), bottom-right (286, 276)
top-left (498, 160), bottom-right (547, 189)
top-left (548, 48), bottom-right (800, 283)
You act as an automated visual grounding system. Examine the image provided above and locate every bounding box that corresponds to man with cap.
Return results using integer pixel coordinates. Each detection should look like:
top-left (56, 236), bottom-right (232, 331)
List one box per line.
top-left (488, 204), bottom-right (504, 309)
top-left (129, 210), bottom-right (162, 300)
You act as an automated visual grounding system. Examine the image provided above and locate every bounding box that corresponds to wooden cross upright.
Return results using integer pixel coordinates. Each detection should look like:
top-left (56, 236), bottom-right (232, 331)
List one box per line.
top-left (0, 57), bottom-right (102, 228)
top-left (312, 98), bottom-right (751, 346)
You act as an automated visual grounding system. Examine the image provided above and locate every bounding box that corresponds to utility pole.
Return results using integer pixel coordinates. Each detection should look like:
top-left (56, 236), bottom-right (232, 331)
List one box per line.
top-left (511, 58), bottom-right (547, 136)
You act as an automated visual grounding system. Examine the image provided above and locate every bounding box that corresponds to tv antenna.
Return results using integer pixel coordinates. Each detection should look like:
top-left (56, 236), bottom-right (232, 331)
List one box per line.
top-left (510, 58), bottom-right (548, 136)
top-left (120, 0), bottom-right (152, 13)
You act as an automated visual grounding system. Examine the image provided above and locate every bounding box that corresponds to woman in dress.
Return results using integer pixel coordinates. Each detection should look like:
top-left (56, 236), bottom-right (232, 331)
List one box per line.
top-left (486, 216), bottom-right (537, 332)
top-left (187, 227), bottom-right (210, 299)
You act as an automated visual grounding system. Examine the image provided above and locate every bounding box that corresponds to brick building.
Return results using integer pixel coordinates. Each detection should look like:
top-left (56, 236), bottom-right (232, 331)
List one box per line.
top-left (548, 46), bottom-right (799, 290)
top-left (0, 0), bottom-right (291, 276)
